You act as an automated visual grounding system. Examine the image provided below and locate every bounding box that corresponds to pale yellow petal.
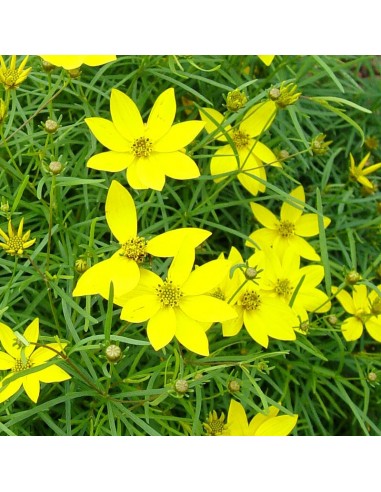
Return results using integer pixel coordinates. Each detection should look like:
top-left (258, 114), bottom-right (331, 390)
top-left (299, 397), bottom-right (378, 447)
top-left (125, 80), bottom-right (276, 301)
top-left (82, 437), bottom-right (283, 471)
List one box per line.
top-left (106, 180), bottom-right (137, 242)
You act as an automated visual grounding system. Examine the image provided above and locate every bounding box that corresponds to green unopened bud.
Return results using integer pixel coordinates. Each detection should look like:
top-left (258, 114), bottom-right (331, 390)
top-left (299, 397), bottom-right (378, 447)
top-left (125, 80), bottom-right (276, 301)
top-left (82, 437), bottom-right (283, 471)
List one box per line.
top-left (228, 380), bottom-right (241, 392)
top-left (277, 149), bottom-right (290, 161)
top-left (68, 68), bottom-right (81, 79)
top-left (269, 82), bottom-right (301, 109)
top-left (42, 60), bottom-right (56, 72)
top-left (311, 133), bottom-right (332, 155)
top-left (365, 136), bottom-right (379, 151)
top-left (75, 258), bottom-right (88, 274)
top-left (368, 371), bottom-right (377, 382)
top-left (226, 89), bottom-right (248, 112)
top-left (299, 321), bottom-right (309, 334)
top-left (245, 267), bottom-right (259, 280)
top-left (0, 198), bottom-right (9, 213)
top-left (327, 315), bottom-right (338, 325)
top-left (345, 270), bottom-right (361, 285)
top-left (44, 119), bottom-right (59, 134)
top-left (49, 161), bottom-right (63, 175)
top-left (105, 344), bottom-right (122, 363)
top-left (371, 297), bottom-right (381, 315)
top-left (174, 379), bottom-right (189, 394)
top-left (0, 99), bottom-right (7, 124)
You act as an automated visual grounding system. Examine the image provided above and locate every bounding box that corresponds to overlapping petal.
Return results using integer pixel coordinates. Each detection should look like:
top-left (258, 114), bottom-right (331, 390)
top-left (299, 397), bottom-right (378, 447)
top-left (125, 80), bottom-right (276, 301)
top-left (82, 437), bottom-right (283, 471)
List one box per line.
top-left (137, 154), bottom-right (166, 191)
top-left (174, 310), bottom-right (210, 356)
top-left (182, 258), bottom-right (230, 295)
top-left (179, 295), bottom-right (237, 322)
top-left (147, 228), bottom-right (211, 258)
top-left (253, 414), bottom-right (298, 436)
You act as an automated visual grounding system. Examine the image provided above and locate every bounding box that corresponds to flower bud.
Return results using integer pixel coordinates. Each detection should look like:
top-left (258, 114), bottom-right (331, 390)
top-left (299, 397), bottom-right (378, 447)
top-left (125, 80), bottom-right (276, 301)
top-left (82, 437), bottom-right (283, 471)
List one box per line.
top-left (327, 315), bottom-right (338, 325)
top-left (245, 267), bottom-right (259, 280)
top-left (269, 82), bottom-right (301, 109)
top-left (68, 68), bottom-right (81, 79)
top-left (44, 119), bottom-right (59, 134)
top-left (42, 60), bottom-right (56, 72)
top-left (345, 270), bottom-right (361, 285)
top-left (174, 379), bottom-right (189, 394)
top-left (311, 134), bottom-right (332, 156)
top-left (368, 371), bottom-right (377, 382)
top-left (105, 344), bottom-right (122, 363)
top-left (228, 380), bottom-right (241, 392)
top-left (371, 297), bottom-right (381, 315)
top-left (49, 161), bottom-right (63, 175)
top-left (277, 149), bottom-right (290, 161)
top-left (75, 258), bottom-right (88, 274)
top-left (226, 89), bottom-right (248, 112)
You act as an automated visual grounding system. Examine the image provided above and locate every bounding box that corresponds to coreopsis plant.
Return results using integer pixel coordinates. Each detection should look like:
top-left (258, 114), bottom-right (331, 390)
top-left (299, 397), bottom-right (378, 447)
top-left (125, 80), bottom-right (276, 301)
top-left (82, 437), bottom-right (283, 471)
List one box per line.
top-left (0, 55), bottom-right (31, 90)
top-left (73, 180), bottom-right (211, 303)
top-left (246, 185), bottom-right (331, 261)
top-left (0, 318), bottom-right (71, 403)
top-left (220, 247), bottom-right (298, 347)
top-left (259, 247), bottom-right (331, 324)
top-left (40, 55), bottom-right (117, 70)
top-left (120, 242), bottom-right (237, 356)
top-left (85, 87), bottom-right (205, 191)
top-left (349, 152), bottom-right (381, 192)
top-left (332, 284), bottom-right (381, 342)
top-left (199, 102), bottom-right (279, 196)
top-left (203, 399), bottom-right (298, 436)
top-left (0, 218), bottom-right (36, 257)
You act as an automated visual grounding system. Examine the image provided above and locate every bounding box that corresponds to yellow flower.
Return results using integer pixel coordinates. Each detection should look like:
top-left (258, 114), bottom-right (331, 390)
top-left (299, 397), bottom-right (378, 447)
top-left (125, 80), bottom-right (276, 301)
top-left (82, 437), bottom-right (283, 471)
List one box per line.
top-left (332, 284), bottom-right (381, 342)
top-left (246, 185), bottom-right (331, 261)
top-left (0, 55), bottom-right (31, 90)
top-left (268, 82), bottom-right (301, 109)
top-left (73, 180), bottom-right (211, 303)
top-left (259, 247), bottom-right (331, 324)
top-left (349, 152), bottom-right (381, 191)
top-left (120, 242), bottom-right (237, 356)
top-left (85, 88), bottom-right (205, 191)
top-left (0, 318), bottom-right (71, 403)
top-left (224, 399), bottom-right (298, 436)
top-left (258, 55), bottom-right (275, 66)
top-left (40, 55), bottom-right (117, 70)
top-left (203, 410), bottom-right (228, 435)
top-left (200, 102), bottom-right (279, 196)
top-left (0, 218), bottom-right (36, 256)
top-left (221, 248), bottom-right (298, 347)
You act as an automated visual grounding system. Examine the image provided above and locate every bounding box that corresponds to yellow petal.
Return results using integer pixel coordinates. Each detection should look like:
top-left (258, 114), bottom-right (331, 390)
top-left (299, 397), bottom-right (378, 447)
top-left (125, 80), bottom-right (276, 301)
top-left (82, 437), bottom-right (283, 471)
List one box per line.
top-left (110, 88), bottom-right (144, 140)
top-left (30, 343), bottom-right (67, 365)
top-left (179, 295), bottom-right (237, 322)
top-left (243, 310), bottom-right (269, 347)
top-left (182, 258), bottom-right (231, 295)
top-left (261, 298), bottom-right (297, 340)
top-left (154, 121), bottom-right (205, 152)
top-left (251, 140), bottom-right (280, 167)
top-left (0, 351), bottom-right (15, 370)
top-left (23, 375), bottom-right (40, 403)
top-left (248, 406), bottom-right (279, 434)
top-left (352, 284), bottom-right (369, 311)
top-left (126, 161), bottom-right (149, 189)
top-left (168, 242), bottom-right (195, 286)
top-left (341, 317), bottom-right (363, 341)
top-left (365, 318), bottom-right (381, 342)
top-left (250, 203), bottom-right (278, 229)
top-left (237, 165), bottom-right (267, 196)
top-left (152, 151), bottom-right (200, 180)
top-left (174, 309), bottom-right (209, 356)
top-left (147, 307), bottom-right (176, 350)
top-left (246, 228), bottom-right (278, 249)
top-left (252, 414), bottom-right (298, 436)
top-left (137, 155), bottom-right (166, 191)
top-left (227, 399), bottom-right (249, 436)
top-left (199, 108), bottom-right (230, 141)
top-left (37, 365), bottom-right (71, 383)
top-left (332, 288), bottom-right (354, 315)
top-left (82, 55), bottom-right (116, 67)
top-left (120, 294), bottom-right (161, 323)
top-left (87, 151), bottom-right (135, 172)
top-left (40, 55), bottom-right (116, 70)
top-left (85, 117), bottom-right (131, 151)
top-left (0, 322), bottom-right (20, 358)
top-left (106, 180), bottom-right (137, 242)
top-left (240, 100), bottom-right (277, 137)
top-left (146, 88), bottom-right (176, 142)
top-left (258, 55), bottom-right (275, 66)
top-left (23, 318), bottom-right (39, 358)
top-left (295, 214), bottom-right (330, 237)
top-left (284, 235), bottom-right (320, 261)
top-left (222, 312), bottom-right (243, 337)
top-left (362, 162), bottom-right (381, 176)
top-left (280, 185), bottom-right (305, 223)
top-left (0, 377), bottom-right (23, 403)
top-left (147, 228), bottom-right (211, 257)
top-left (210, 147), bottom-right (238, 180)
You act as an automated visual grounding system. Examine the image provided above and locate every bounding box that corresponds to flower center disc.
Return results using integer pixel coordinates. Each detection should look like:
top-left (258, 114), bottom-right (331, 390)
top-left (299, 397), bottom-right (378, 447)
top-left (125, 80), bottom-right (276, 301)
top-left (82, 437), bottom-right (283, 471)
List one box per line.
top-left (7, 236), bottom-right (24, 255)
top-left (275, 278), bottom-right (293, 298)
top-left (232, 130), bottom-right (250, 150)
top-left (156, 280), bottom-right (183, 307)
top-left (241, 290), bottom-right (261, 311)
top-left (277, 220), bottom-right (295, 238)
top-left (120, 237), bottom-right (147, 263)
top-left (12, 358), bottom-right (32, 373)
top-left (131, 136), bottom-right (153, 158)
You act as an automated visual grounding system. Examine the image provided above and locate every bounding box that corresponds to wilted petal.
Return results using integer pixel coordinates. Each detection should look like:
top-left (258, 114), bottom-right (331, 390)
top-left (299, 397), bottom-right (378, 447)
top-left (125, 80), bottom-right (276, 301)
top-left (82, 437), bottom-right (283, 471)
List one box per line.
top-left (106, 180), bottom-right (137, 242)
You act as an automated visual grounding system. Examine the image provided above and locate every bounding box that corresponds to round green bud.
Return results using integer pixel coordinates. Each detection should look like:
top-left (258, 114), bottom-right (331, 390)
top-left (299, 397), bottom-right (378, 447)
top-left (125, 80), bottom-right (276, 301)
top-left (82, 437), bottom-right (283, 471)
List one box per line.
top-left (345, 271), bottom-right (361, 285)
top-left (174, 379), bottom-right (189, 394)
top-left (49, 161), bottom-right (63, 175)
top-left (44, 119), bottom-right (59, 134)
top-left (228, 380), bottom-right (241, 392)
top-left (105, 344), bottom-right (122, 363)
